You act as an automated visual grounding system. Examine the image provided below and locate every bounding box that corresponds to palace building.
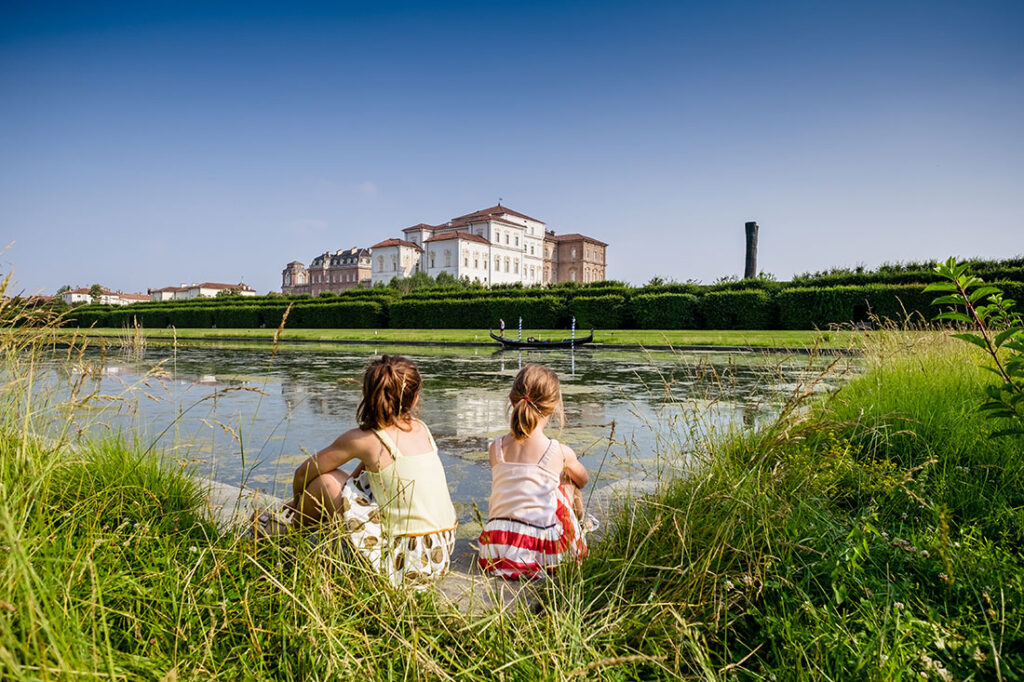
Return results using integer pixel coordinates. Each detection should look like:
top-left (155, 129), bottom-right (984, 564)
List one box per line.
top-left (281, 247), bottom-right (372, 295)
top-left (280, 205), bottom-right (606, 291)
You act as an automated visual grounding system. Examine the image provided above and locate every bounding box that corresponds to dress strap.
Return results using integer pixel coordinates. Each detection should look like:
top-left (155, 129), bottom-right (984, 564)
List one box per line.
top-left (373, 428), bottom-right (401, 458)
top-left (536, 438), bottom-right (558, 468)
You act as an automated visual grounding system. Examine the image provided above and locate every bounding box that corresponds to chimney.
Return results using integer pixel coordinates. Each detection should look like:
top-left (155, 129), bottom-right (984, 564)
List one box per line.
top-left (744, 221), bottom-right (759, 280)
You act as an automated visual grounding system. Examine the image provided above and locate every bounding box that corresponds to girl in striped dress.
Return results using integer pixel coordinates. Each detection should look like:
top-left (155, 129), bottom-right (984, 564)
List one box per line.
top-left (477, 364), bottom-right (589, 579)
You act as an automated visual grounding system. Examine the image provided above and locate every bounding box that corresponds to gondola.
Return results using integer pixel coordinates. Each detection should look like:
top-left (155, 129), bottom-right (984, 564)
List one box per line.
top-left (489, 329), bottom-right (594, 349)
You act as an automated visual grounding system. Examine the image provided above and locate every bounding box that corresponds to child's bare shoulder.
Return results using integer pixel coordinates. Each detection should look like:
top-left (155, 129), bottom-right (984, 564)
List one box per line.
top-left (559, 441), bottom-right (578, 463)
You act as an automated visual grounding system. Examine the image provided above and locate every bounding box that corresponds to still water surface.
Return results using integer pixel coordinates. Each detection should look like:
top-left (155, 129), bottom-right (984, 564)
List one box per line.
top-left (59, 342), bottom-right (853, 523)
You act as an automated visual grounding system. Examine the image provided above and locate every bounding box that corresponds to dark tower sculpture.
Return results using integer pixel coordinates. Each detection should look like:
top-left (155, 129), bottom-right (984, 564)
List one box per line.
top-left (744, 221), bottom-right (759, 280)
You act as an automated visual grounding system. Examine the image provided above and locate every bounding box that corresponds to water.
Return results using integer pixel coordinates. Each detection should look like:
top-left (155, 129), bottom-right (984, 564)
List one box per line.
top-left (49, 341), bottom-right (854, 523)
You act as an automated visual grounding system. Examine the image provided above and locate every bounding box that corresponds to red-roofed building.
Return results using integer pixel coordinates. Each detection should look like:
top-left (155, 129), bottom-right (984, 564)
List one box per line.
top-left (282, 248), bottom-right (372, 295)
top-left (279, 203), bottom-right (607, 289)
top-left (61, 287), bottom-right (153, 306)
top-left (543, 232), bottom-right (608, 284)
top-left (147, 282), bottom-right (256, 301)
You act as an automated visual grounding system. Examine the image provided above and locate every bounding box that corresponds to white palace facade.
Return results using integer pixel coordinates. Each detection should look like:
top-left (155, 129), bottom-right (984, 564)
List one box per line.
top-left (282, 204), bottom-right (607, 292)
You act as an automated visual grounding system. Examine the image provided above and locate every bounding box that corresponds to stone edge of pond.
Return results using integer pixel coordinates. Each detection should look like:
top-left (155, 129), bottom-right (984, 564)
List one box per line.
top-left (200, 476), bottom-right (658, 614)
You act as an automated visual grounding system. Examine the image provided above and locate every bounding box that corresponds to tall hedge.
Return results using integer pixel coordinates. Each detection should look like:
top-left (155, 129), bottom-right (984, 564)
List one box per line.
top-left (776, 285), bottom-right (934, 329)
top-left (632, 293), bottom-right (700, 329)
top-left (389, 296), bottom-right (564, 329)
top-left (568, 295), bottom-right (628, 329)
top-left (699, 290), bottom-right (776, 330)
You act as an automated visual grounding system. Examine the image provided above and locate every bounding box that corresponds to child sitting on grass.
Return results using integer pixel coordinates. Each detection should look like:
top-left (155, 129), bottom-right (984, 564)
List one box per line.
top-left (258, 354), bottom-right (458, 587)
top-left (477, 363), bottom-right (590, 579)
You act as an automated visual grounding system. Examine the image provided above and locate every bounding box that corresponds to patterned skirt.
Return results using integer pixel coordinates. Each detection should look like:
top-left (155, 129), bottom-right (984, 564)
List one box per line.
top-left (339, 471), bottom-right (456, 589)
top-left (476, 484), bottom-right (588, 580)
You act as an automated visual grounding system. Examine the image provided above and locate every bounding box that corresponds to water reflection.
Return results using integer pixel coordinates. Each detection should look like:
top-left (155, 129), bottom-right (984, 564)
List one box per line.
top-left (44, 341), bottom-right (855, 524)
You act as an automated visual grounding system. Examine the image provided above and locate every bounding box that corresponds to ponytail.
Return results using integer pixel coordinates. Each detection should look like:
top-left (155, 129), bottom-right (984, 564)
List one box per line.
top-left (508, 364), bottom-right (563, 441)
top-left (357, 355), bottom-right (422, 430)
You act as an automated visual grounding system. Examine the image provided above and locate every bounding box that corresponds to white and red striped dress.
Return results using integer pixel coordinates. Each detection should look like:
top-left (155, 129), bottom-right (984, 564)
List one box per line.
top-left (477, 437), bottom-right (587, 579)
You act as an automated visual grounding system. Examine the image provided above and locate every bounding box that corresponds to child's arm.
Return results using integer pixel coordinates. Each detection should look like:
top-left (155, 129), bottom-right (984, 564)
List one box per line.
top-left (288, 428), bottom-right (365, 508)
top-left (560, 444), bottom-right (589, 488)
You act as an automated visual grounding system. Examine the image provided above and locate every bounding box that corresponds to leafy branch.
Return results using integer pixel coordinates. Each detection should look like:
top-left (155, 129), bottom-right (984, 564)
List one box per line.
top-left (927, 257), bottom-right (1024, 436)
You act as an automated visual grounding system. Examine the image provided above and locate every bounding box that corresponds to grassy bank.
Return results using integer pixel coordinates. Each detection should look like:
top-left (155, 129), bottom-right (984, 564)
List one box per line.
top-left (60, 326), bottom-right (865, 349)
top-left (2, 305), bottom-right (1021, 677)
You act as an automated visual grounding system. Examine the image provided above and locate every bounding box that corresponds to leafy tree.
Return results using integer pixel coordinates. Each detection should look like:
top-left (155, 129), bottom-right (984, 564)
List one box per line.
top-left (55, 284), bottom-right (71, 295)
top-left (89, 284), bottom-right (104, 303)
top-left (216, 288), bottom-right (240, 298)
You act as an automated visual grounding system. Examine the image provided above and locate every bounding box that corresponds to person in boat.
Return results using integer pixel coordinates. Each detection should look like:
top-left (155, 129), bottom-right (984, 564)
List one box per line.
top-left (477, 364), bottom-right (591, 579)
top-left (257, 355), bottom-right (458, 588)
top-left (499, 318), bottom-right (505, 337)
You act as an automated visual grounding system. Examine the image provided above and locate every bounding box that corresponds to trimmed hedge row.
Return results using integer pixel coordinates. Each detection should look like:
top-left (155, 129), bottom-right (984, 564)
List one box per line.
top-left (65, 280), bottom-right (1024, 331)
top-left (70, 302), bottom-right (384, 329)
top-left (389, 296), bottom-right (564, 329)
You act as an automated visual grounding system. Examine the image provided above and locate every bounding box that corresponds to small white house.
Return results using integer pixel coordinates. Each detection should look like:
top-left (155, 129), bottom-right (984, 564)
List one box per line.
top-left (61, 288), bottom-right (152, 306)
top-left (147, 282), bottom-right (256, 300)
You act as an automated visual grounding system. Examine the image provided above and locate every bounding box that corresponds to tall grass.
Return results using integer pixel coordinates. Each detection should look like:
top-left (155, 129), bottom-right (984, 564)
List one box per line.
top-left (2, 272), bottom-right (1022, 679)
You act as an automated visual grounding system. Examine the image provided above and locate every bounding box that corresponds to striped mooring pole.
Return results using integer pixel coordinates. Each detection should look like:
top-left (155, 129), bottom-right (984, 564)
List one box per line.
top-left (518, 317), bottom-right (522, 341)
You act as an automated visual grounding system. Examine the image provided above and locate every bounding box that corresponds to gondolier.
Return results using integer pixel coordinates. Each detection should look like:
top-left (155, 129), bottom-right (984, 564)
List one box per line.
top-left (499, 318), bottom-right (505, 338)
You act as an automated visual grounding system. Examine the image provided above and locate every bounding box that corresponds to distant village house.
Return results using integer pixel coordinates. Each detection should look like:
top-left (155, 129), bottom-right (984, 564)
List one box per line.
top-left (148, 282), bottom-right (256, 301)
top-left (61, 288), bottom-right (152, 306)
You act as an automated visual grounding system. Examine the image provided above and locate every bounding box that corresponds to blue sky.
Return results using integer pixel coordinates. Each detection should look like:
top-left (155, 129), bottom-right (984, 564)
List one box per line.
top-left (2, 0), bottom-right (1021, 295)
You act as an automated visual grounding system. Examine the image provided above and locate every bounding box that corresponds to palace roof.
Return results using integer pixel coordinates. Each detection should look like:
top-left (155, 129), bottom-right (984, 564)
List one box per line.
top-left (370, 238), bottom-right (423, 251)
top-left (424, 231), bottom-right (491, 245)
top-left (544, 232), bottom-right (608, 247)
top-left (451, 204), bottom-right (543, 224)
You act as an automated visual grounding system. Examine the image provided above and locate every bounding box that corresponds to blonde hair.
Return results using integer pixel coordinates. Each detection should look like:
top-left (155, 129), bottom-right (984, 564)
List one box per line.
top-left (508, 364), bottom-right (564, 441)
top-left (357, 355), bottom-right (421, 431)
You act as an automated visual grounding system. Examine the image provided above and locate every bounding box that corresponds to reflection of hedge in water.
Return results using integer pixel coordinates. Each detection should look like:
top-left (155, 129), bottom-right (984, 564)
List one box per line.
top-left (65, 280), bottom-right (1024, 331)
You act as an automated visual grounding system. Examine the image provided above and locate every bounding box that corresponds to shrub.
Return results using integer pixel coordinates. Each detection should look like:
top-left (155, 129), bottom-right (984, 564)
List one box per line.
top-left (389, 296), bottom-right (564, 329)
top-left (632, 293), bottom-right (700, 329)
top-left (699, 290), bottom-right (776, 329)
top-left (568, 295), bottom-right (628, 329)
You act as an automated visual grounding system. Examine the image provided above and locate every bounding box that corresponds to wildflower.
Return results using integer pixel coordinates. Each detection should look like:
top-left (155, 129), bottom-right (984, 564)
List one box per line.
top-left (724, 580), bottom-right (735, 591)
top-left (939, 572), bottom-right (950, 583)
top-left (740, 574), bottom-right (754, 587)
top-left (881, 531), bottom-right (890, 540)
top-left (189, 546), bottom-right (198, 553)
top-left (900, 512), bottom-right (908, 520)
top-left (894, 601), bottom-right (905, 611)
top-left (920, 550), bottom-right (930, 559)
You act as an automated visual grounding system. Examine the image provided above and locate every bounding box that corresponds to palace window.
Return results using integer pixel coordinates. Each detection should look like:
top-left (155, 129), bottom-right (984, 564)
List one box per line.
top-left (495, 255), bottom-right (500, 270)
top-left (391, 256), bottom-right (397, 271)
top-left (378, 256), bottom-right (383, 271)
top-left (464, 254), bottom-right (469, 267)
top-left (570, 270), bottom-right (577, 282)
top-left (504, 233), bottom-right (509, 245)
top-left (529, 244), bottom-right (534, 256)
top-left (514, 258), bottom-right (519, 274)
top-left (571, 248), bottom-right (577, 259)
top-left (505, 256), bottom-right (510, 272)
top-left (474, 255), bottom-right (479, 269)
top-left (514, 235), bottom-right (519, 247)
top-left (445, 250), bottom-right (451, 267)
top-left (430, 252), bottom-right (436, 268)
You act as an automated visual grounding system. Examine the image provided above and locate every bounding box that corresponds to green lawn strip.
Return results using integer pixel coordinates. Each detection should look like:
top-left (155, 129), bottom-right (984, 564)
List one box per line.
top-left (59, 327), bottom-right (867, 348)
